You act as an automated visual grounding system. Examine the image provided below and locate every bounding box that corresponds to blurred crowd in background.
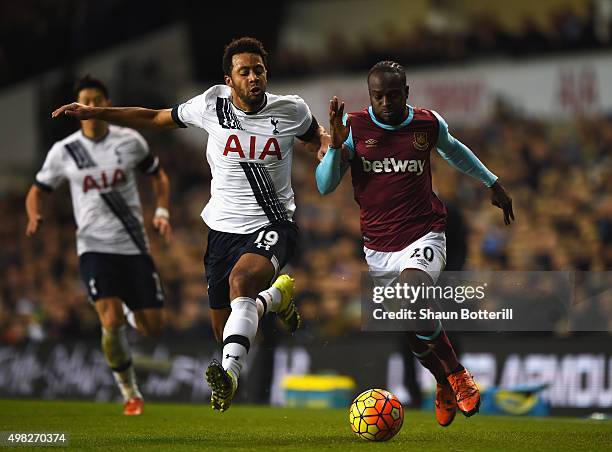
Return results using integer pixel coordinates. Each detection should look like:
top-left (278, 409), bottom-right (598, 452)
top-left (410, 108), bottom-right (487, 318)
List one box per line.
top-left (2, 103), bottom-right (611, 344)
top-left (276, 0), bottom-right (612, 77)
top-left (2, 0), bottom-right (612, 86)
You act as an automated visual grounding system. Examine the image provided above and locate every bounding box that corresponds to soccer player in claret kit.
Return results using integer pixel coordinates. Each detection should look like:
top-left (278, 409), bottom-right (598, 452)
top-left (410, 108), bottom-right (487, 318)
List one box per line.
top-left (52, 37), bottom-right (327, 412)
top-left (27, 75), bottom-right (171, 416)
top-left (316, 61), bottom-right (515, 427)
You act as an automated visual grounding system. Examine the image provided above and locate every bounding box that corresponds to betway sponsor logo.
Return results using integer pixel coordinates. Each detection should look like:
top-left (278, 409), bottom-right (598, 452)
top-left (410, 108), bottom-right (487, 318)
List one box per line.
top-left (361, 156), bottom-right (425, 175)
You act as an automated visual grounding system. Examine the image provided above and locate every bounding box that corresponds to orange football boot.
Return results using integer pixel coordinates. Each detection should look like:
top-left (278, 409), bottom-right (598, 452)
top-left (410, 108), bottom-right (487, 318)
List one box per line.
top-left (123, 397), bottom-right (144, 416)
top-left (447, 369), bottom-right (480, 417)
top-left (435, 383), bottom-right (458, 427)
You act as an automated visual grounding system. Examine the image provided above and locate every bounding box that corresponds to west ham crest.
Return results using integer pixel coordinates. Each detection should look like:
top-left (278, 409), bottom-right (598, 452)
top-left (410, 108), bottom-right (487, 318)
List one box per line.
top-left (413, 132), bottom-right (429, 151)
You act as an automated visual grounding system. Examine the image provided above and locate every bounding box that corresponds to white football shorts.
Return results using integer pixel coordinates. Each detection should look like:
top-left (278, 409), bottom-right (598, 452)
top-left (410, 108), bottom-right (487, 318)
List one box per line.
top-left (364, 231), bottom-right (447, 284)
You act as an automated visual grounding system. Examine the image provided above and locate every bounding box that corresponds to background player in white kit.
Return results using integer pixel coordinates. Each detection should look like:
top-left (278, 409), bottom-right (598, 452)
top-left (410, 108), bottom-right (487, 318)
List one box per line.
top-left (51, 37), bottom-right (327, 412)
top-left (27, 75), bottom-right (171, 416)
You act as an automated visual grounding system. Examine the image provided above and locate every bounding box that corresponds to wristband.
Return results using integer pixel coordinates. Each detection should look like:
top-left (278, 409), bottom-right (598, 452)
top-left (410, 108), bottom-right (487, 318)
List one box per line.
top-left (154, 207), bottom-right (169, 220)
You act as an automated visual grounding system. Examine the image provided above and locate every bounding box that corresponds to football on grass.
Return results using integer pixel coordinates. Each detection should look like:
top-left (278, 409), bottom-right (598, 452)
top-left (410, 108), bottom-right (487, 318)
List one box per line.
top-left (349, 388), bottom-right (404, 441)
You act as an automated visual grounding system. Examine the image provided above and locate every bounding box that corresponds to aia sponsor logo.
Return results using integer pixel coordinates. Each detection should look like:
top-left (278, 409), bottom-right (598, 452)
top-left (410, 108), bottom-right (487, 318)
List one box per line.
top-left (83, 169), bottom-right (126, 193)
top-left (223, 134), bottom-right (282, 160)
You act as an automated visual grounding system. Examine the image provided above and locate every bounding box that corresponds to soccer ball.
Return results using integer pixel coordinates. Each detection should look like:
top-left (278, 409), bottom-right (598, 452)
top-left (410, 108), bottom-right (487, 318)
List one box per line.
top-left (349, 388), bottom-right (404, 441)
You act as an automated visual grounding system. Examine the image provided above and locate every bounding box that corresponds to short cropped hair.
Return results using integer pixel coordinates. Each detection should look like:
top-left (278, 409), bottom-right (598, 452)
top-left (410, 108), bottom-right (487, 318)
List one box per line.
top-left (222, 37), bottom-right (269, 76)
top-left (368, 60), bottom-right (406, 84)
top-left (74, 75), bottom-right (109, 100)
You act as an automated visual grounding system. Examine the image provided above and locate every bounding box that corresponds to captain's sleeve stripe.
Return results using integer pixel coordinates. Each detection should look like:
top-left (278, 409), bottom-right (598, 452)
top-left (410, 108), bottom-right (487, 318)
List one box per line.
top-left (137, 154), bottom-right (160, 175)
top-left (34, 179), bottom-right (53, 192)
top-left (296, 116), bottom-right (319, 141)
top-left (171, 104), bottom-right (187, 128)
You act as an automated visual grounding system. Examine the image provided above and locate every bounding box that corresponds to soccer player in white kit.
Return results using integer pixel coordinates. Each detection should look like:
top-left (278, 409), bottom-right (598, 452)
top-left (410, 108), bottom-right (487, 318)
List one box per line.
top-left (26, 75), bottom-right (171, 416)
top-left (52, 37), bottom-right (327, 412)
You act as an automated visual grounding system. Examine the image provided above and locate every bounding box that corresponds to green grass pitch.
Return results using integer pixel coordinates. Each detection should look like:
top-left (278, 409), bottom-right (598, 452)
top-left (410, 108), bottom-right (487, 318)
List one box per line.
top-left (0, 400), bottom-right (610, 451)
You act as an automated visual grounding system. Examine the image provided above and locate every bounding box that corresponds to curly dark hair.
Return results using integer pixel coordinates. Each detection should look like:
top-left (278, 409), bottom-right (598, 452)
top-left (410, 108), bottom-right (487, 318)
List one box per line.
top-left (73, 74), bottom-right (109, 100)
top-left (222, 37), bottom-right (269, 76)
top-left (368, 60), bottom-right (406, 85)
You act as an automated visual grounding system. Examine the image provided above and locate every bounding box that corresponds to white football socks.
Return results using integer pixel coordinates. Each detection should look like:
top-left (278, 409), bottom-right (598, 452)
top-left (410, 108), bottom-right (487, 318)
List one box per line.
top-left (255, 286), bottom-right (282, 317)
top-left (222, 297), bottom-right (259, 380)
top-left (101, 325), bottom-right (142, 401)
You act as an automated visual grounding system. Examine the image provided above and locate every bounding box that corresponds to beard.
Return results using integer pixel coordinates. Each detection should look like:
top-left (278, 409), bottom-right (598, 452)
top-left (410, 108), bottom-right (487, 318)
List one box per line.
top-left (239, 89), bottom-right (265, 109)
top-left (230, 80), bottom-right (265, 108)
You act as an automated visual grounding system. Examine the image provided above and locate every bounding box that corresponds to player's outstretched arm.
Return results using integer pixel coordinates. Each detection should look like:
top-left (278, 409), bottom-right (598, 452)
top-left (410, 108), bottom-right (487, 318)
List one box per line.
top-left (51, 104), bottom-right (178, 131)
top-left (434, 111), bottom-right (514, 225)
top-left (438, 135), bottom-right (515, 225)
top-left (150, 168), bottom-right (172, 243)
top-left (25, 185), bottom-right (47, 237)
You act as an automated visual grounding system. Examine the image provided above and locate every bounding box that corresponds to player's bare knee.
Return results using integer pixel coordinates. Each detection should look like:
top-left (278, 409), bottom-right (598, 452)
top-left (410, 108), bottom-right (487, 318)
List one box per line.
top-left (96, 299), bottom-right (125, 328)
top-left (100, 314), bottom-right (125, 331)
top-left (229, 268), bottom-right (261, 299)
top-left (98, 311), bottom-right (125, 330)
top-left (399, 269), bottom-right (432, 287)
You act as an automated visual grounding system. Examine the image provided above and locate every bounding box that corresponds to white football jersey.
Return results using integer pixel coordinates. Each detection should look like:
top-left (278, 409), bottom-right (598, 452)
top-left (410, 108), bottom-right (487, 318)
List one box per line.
top-left (172, 85), bottom-right (315, 234)
top-left (35, 125), bottom-right (159, 256)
